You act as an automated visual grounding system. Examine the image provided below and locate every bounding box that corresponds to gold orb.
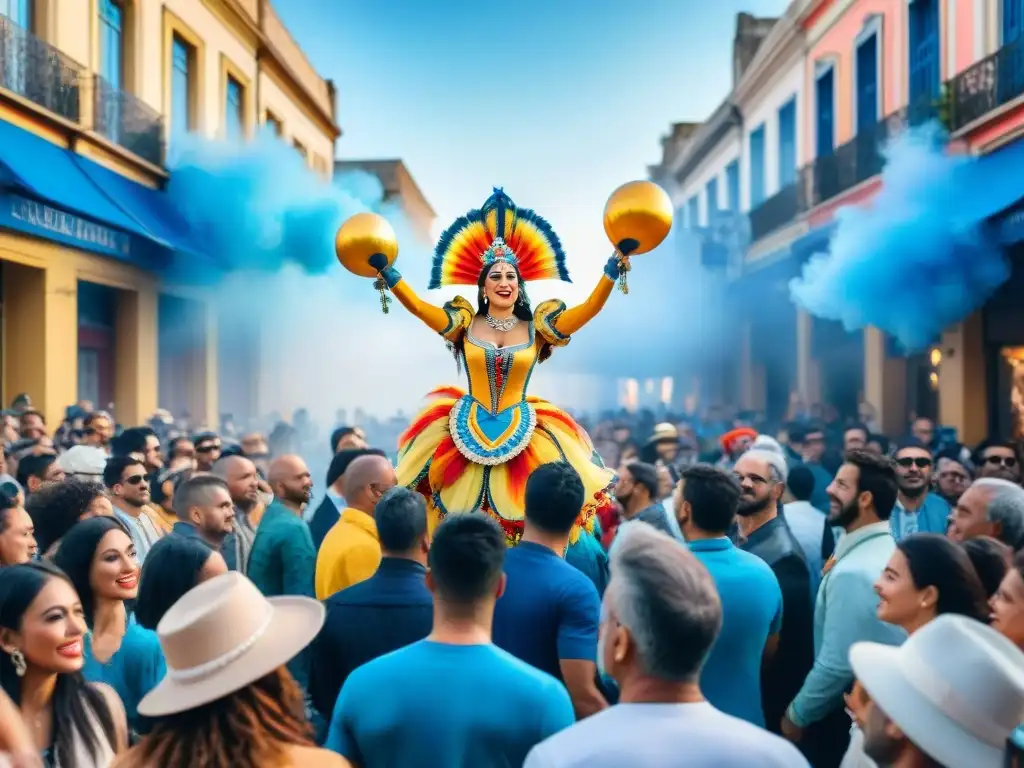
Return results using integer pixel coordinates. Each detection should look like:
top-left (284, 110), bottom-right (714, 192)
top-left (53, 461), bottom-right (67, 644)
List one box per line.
top-left (335, 212), bottom-right (399, 278)
top-left (603, 181), bottom-right (674, 256)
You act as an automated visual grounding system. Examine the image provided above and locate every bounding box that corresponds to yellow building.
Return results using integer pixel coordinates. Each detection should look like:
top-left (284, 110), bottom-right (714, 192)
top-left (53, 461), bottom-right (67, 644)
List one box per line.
top-left (0, 0), bottom-right (339, 431)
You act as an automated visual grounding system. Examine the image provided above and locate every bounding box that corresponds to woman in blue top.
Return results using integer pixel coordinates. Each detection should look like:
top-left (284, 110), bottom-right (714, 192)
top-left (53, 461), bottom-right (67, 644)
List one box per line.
top-left (53, 516), bottom-right (166, 737)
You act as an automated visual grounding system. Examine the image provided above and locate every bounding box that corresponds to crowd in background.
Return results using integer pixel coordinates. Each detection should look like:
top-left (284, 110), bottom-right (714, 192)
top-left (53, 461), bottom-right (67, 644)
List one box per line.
top-left (1, 392), bottom-right (1024, 766)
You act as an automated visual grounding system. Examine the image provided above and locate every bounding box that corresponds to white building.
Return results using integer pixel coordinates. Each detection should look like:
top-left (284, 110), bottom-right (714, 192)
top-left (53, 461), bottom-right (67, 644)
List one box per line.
top-left (733, 3), bottom-right (808, 263)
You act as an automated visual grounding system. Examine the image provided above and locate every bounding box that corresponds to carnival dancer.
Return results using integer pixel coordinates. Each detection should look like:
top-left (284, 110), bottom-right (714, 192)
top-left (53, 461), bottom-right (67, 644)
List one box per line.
top-left (365, 189), bottom-right (626, 545)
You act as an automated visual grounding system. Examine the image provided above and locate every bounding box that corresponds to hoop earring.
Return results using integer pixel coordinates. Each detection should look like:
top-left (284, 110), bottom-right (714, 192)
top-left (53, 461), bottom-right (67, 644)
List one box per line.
top-left (10, 648), bottom-right (26, 677)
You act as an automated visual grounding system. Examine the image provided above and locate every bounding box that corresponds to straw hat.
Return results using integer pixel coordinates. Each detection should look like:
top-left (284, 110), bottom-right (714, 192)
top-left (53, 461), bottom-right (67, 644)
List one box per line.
top-left (850, 613), bottom-right (1024, 767)
top-left (137, 572), bottom-right (324, 717)
top-left (646, 423), bottom-right (680, 446)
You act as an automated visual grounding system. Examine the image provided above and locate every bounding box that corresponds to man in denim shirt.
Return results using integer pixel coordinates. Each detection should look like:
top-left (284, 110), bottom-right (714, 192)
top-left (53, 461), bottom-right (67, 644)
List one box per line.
top-left (782, 450), bottom-right (905, 768)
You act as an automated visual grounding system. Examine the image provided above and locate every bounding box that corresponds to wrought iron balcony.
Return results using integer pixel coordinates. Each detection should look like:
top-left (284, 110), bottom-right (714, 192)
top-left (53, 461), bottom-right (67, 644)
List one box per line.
top-left (749, 180), bottom-right (805, 241)
top-left (948, 37), bottom-right (1024, 132)
top-left (92, 75), bottom-right (164, 166)
top-left (805, 111), bottom-right (908, 208)
top-left (0, 14), bottom-right (83, 122)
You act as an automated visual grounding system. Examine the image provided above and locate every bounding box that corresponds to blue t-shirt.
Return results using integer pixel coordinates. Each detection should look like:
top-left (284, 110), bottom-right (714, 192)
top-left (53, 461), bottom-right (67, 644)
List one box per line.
top-left (688, 537), bottom-right (783, 727)
top-left (82, 618), bottom-right (166, 732)
top-left (492, 542), bottom-right (601, 682)
top-left (326, 640), bottom-right (575, 767)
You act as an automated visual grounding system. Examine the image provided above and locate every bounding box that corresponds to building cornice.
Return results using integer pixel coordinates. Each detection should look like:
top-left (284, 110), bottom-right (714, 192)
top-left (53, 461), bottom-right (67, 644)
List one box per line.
top-left (733, 10), bottom-right (805, 107)
top-left (671, 102), bottom-right (742, 185)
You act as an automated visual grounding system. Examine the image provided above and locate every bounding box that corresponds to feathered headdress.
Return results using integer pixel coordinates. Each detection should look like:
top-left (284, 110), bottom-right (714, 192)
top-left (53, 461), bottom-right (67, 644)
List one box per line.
top-left (428, 188), bottom-right (571, 289)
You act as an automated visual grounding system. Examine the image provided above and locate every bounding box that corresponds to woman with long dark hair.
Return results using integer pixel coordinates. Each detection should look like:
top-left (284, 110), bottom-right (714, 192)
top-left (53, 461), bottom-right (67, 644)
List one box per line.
top-left (52, 518), bottom-right (164, 736)
top-left (133, 537), bottom-right (227, 631)
top-left (0, 561), bottom-right (126, 765)
top-left (874, 533), bottom-right (989, 632)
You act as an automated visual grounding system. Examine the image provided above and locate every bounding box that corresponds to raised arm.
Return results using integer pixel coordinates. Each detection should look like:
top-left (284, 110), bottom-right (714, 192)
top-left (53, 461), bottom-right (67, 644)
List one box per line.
top-left (534, 256), bottom-right (620, 346)
top-left (376, 262), bottom-right (473, 341)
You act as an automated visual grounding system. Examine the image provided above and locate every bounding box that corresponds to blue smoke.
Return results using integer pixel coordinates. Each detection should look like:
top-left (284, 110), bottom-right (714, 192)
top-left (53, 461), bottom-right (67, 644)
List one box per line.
top-left (789, 123), bottom-right (1010, 351)
top-left (164, 133), bottom-right (398, 284)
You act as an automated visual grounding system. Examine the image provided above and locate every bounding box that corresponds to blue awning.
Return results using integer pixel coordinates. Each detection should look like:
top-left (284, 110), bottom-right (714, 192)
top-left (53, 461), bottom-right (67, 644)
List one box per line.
top-left (965, 135), bottom-right (1024, 224)
top-left (72, 155), bottom-right (222, 282)
top-left (0, 119), bottom-right (157, 245)
top-left (0, 119), bottom-right (218, 280)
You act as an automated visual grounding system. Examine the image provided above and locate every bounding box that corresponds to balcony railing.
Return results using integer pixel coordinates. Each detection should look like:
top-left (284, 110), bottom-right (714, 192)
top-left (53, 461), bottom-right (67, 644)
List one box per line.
top-left (0, 14), bottom-right (82, 122)
top-left (949, 36), bottom-right (1024, 132)
top-left (804, 111), bottom-right (911, 208)
top-left (93, 75), bottom-right (164, 166)
top-left (749, 180), bottom-right (806, 241)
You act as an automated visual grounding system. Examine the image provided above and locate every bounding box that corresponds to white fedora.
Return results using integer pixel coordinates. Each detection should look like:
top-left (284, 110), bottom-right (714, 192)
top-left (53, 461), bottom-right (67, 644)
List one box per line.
top-left (137, 572), bottom-right (324, 717)
top-left (850, 613), bottom-right (1024, 768)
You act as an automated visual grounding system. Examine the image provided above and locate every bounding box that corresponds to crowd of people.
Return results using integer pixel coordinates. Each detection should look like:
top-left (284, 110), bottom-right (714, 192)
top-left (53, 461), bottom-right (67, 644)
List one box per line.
top-left (1, 394), bottom-right (1024, 767)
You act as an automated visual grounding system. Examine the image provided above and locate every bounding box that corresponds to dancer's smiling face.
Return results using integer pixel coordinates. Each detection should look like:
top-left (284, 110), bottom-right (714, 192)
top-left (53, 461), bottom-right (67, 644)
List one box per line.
top-left (483, 263), bottom-right (519, 311)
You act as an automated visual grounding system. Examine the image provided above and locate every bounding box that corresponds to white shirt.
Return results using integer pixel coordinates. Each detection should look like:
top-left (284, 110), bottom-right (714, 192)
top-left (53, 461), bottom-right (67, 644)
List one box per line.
top-left (524, 702), bottom-right (810, 768)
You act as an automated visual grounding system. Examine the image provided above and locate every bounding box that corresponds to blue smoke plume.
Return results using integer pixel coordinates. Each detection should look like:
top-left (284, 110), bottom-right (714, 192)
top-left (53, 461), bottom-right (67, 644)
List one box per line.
top-left (789, 123), bottom-right (1010, 351)
top-left (164, 133), bottom-right (402, 285)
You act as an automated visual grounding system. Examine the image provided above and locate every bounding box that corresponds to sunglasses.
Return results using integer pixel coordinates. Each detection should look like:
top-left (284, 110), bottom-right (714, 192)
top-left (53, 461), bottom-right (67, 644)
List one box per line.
top-left (122, 474), bottom-right (148, 486)
top-left (896, 457), bottom-right (932, 469)
top-left (985, 456), bottom-right (1018, 468)
top-left (196, 444), bottom-right (221, 454)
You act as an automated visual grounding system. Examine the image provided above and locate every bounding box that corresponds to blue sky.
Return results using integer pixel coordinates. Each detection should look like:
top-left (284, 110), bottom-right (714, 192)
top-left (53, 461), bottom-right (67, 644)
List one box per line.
top-left (277, 0), bottom-right (788, 301)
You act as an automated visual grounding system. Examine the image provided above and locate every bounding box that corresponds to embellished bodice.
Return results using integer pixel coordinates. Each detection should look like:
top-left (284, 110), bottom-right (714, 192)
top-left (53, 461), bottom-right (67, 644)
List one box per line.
top-left (447, 325), bottom-right (545, 466)
top-left (387, 275), bottom-right (614, 467)
top-left (462, 325), bottom-right (540, 413)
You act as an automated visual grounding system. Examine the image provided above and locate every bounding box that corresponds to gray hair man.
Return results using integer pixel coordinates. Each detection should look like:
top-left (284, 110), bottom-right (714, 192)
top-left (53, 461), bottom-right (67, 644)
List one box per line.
top-left (524, 523), bottom-right (809, 767)
top-left (949, 477), bottom-right (1024, 549)
top-left (733, 449), bottom-right (814, 736)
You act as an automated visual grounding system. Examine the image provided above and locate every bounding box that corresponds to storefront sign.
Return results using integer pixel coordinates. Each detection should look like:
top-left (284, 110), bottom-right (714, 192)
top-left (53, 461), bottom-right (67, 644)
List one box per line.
top-left (0, 193), bottom-right (133, 258)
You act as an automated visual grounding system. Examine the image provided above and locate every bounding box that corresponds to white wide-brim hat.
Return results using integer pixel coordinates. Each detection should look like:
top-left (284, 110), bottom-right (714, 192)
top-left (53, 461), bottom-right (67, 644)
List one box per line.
top-left (850, 614), bottom-right (1024, 768)
top-left (137, 572), bottom-right (324, 717)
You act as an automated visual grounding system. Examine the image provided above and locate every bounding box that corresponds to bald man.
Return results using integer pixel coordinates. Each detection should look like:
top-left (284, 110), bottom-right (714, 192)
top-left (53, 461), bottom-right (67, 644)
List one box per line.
top-left (247, 454), bottom-right (317, 689)
top-left (213, 455), bottom-right (264, 572)
top-left (315, 454), bottom-right (397, 600)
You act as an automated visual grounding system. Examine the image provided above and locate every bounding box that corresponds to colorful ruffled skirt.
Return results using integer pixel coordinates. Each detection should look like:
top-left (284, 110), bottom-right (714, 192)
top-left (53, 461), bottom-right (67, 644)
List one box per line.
top-left (397, 386), bottom-right (615, 545)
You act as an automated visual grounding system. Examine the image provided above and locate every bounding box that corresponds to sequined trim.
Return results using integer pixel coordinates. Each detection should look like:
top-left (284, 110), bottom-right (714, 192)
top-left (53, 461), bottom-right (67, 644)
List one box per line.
top-left (533, 299), bottom-right (571, 347)
top-left (449, 396), bottom-right (536, 466)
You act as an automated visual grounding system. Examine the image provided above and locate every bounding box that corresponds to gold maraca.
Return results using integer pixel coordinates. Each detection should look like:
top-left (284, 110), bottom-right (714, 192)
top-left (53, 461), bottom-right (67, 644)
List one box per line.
top-left (335, 213), bottom-right (399, 313)
top-left (603, 181), bottom-right (674, 293)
